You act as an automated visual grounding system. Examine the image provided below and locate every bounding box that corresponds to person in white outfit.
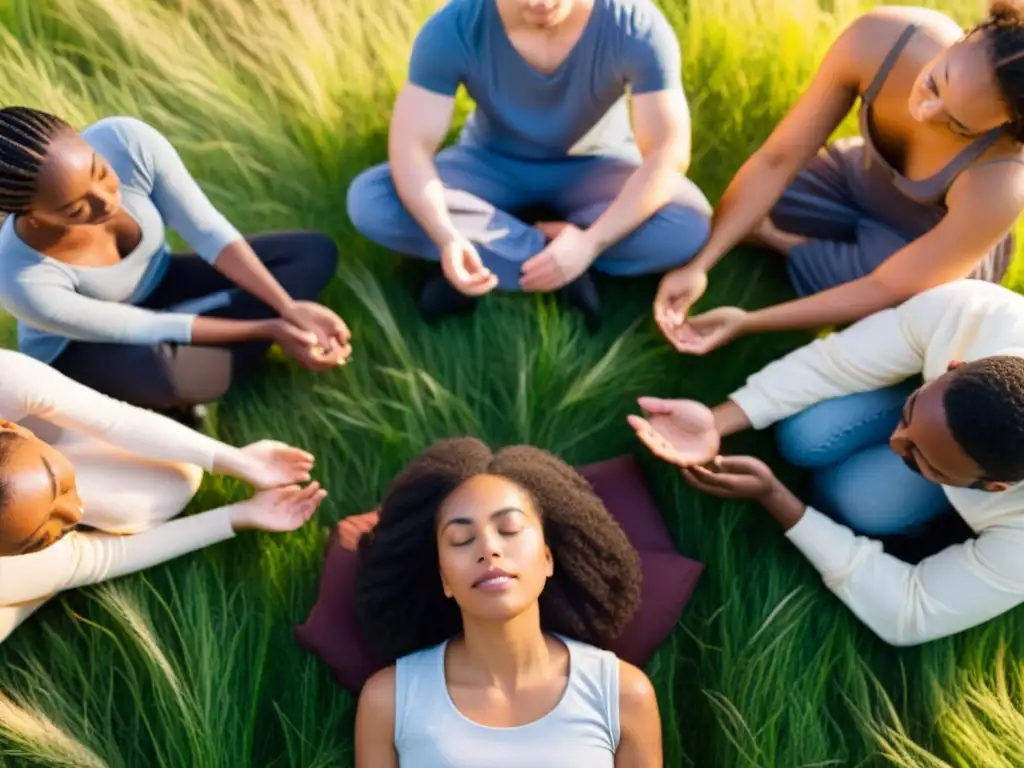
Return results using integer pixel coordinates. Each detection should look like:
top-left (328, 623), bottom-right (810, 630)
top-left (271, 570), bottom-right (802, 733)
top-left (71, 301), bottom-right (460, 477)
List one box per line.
top-left (0, 348), bottom-right (326, 643)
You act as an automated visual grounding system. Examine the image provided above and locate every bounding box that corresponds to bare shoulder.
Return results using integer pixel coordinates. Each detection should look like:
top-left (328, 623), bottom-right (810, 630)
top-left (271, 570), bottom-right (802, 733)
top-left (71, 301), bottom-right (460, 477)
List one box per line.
top-left (356, 665), bottom-right (397, 719)
top-left (952, 156), bottom-right (1024, 213)
top-left (829, 6), bottom-right (963, 86)
top-left (617, 659), bottom-right (659, 716)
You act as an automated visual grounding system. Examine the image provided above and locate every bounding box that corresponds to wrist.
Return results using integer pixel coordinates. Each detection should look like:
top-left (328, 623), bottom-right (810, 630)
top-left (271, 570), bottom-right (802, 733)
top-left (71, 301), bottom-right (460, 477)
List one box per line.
top-left (759, 480), bottom-right (806, 530)
top-left (711, 400), bottom-right (751, 437)
top-left (211, 445), bottom-right (246, 478)
top-left (228, 502), bottom-right (253, 532)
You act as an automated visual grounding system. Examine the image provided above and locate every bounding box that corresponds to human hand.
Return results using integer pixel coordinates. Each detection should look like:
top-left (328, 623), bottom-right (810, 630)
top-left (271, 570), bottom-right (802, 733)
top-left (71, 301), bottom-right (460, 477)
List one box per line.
top-left (215, 440), bottom-right (315, 489)
top-left (270, 319), bottom-right (346, 372)
top-left (627, 396), bottom-right (720, 468)
top-left (283, 301), bottom-right (353, 364)
top-left (670, 307), bottom-right (749, 355)
top-left (230, 481), bottom-right (327, 532)
top-left (519, 222), bottom-right (597, 292)
top-left (441, 235), bottom-right (499, 296)
top-left (680, 455), bottom-right (778, 500)
top-left (653, 266), bottom-right (708, 344)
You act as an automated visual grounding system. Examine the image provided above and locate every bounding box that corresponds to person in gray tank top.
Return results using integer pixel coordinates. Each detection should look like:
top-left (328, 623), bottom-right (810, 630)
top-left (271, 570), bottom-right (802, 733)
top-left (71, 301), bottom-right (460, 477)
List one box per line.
top-left (654, 3), bottom-right (1024, 356)
top-left (352, 438), bottom-right (663, 767)
top-left (346, 0), bottom-right (713, 331)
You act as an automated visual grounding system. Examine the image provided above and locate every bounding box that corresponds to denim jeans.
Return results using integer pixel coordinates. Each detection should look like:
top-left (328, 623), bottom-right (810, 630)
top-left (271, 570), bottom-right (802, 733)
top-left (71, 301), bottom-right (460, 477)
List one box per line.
top-left (774, 382), bottom-right (952, 536)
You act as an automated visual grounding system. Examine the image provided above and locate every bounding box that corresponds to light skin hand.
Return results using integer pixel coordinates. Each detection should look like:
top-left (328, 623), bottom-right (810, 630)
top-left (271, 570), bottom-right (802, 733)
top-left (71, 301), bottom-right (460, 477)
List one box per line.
top-left (519, 223), bottom-right (597, 292)
top-left (442, 236), bottom-right (499, 296)
top-left (213, 440), bottom-right (315, 489)
top-left (229, 482), bottom-right (327, 533)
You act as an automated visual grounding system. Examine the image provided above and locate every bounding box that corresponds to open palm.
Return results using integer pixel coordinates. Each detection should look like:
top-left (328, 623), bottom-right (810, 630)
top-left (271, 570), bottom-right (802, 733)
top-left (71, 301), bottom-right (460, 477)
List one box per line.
top-left (627, 396), bottom-right (721, 467)
top-left (235, 440), bottom-right (315, 489)
top-left (232, 482), bottom-right (327, 532)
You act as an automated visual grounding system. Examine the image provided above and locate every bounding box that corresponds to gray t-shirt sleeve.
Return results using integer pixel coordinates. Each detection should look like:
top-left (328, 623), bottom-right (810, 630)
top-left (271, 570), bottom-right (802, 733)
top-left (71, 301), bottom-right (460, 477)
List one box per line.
top-left (406, 5), bottom-right (468, 97)
top-left (112, 117), bottom-right (243, 264)
top-left (0, 263), bottom-right (195, 346)
top-left (621, 5), bottom-right (682, 94)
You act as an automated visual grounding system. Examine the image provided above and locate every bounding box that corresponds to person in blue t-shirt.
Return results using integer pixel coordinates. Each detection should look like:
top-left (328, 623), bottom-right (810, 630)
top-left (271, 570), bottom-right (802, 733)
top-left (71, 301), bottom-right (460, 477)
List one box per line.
top-left (346, 0), bottom-right (712, 331)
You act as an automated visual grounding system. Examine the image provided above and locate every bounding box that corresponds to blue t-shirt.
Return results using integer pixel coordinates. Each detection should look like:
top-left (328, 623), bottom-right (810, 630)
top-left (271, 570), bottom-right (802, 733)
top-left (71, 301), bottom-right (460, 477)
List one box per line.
top-left (408, 0), bottom-right (683, 162)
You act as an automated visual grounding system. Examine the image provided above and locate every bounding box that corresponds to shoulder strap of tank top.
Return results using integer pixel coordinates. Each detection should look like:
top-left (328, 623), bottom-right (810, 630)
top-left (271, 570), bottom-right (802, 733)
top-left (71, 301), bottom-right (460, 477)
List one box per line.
top-left (862, 23), bottom-right (920, 104)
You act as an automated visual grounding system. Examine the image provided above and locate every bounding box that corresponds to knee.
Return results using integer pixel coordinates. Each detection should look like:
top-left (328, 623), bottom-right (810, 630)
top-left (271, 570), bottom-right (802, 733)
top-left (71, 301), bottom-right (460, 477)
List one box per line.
top-left (653, 181), bottom-right (713, 263)
top-left (300, 231), bottom-right (339, 291)
top-left (776, 410), bottom-right (846, 469)
top-left (346, 164), bottom-right (395, 242)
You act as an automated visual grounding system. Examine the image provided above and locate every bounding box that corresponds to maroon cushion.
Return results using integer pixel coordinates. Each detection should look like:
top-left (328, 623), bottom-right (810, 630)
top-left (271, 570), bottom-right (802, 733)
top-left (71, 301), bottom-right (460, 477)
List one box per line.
top-left (293, 454), bottom-right (704, 693)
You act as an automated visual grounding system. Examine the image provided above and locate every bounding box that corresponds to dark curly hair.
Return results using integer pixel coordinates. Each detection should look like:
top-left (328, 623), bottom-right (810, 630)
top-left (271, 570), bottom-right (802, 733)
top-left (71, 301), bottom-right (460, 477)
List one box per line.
top-left (354, 437), bottom-right (643, 666)
top-left (0, 106), bottom-right (73, 215)
top-left (973, 1), bottom-right (1024, 141)
top-left (944, 355), bottom-right (1024, 482)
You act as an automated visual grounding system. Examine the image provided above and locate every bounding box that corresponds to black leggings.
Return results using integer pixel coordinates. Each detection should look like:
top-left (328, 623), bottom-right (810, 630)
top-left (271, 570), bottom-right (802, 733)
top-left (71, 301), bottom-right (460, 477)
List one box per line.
top-left (52, 230), bottom-right (338, 410)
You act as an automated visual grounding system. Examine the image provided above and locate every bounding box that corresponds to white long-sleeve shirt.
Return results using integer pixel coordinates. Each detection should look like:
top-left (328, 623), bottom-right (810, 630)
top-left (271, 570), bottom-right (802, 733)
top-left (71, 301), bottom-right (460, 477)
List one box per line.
top-left (728, 279), bottom-right (1024, 646)
top-left (0, 349), bottom-right (238, 608)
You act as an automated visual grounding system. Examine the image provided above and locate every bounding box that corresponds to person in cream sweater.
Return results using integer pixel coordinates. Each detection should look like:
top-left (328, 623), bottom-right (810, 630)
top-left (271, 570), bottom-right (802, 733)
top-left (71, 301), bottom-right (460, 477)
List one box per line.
top-left (629, 279), bottom-right (1024, 646)
top-left (0, 348), bottom-right (326, 643)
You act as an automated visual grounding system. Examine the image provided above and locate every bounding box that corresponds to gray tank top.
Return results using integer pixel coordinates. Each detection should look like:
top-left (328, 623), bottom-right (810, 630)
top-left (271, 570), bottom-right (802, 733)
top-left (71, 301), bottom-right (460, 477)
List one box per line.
top-left (393, 635), bottom-right (620, 767)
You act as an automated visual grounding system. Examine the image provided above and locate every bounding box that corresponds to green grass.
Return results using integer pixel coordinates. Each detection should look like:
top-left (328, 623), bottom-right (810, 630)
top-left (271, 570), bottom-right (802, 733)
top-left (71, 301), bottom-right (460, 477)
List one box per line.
top-left (0, 0), bottom-right (1023, 765)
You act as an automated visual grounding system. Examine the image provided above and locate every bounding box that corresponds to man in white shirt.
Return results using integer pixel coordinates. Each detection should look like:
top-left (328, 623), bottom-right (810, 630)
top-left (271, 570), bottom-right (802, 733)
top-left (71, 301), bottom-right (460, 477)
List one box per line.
top-left (629, 279), bottom-right (1024, 646)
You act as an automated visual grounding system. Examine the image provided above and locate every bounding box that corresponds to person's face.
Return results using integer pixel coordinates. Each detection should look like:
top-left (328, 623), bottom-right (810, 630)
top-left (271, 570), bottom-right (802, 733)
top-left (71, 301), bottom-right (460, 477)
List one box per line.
top-left (907, 33), bottom-right (1010, 137)
top-left (510, 0), bottom-right (578, 30)
top-left (0, 422), bottom-right (84, 557)
top-left (24, 131), bottom-right (122, 229)
top-left (436, 474), bottom-right (553, 623)
top-left (889, 364), bottom-right (1008, 492)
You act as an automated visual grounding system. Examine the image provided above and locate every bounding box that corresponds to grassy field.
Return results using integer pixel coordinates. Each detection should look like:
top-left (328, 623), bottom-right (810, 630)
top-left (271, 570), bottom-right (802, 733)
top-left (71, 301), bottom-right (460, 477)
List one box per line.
top-left (1, 0), bottom-right (1023, 765)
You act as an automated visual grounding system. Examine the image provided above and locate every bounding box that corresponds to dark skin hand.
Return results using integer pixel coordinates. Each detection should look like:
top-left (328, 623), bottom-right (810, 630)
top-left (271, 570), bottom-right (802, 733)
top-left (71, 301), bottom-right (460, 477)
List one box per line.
top-left (14, 129), bottom-right (351, 369)
top-left (632, 361), bottom-right (1003, 529)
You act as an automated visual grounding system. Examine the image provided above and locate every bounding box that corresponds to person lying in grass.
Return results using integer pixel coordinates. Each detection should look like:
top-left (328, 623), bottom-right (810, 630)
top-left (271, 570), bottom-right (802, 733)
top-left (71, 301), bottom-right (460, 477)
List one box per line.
top-left (631, 279), bottom-right (1024, 647)
top-left (0, 347), bottom-right (326, 644)
top-left (0, 107), bottom-right (351, 428)
top-left (654, 2), bottom-right (1024, 356)
top-left (346, 0), bottom-right (712, 332)
top-left (353, 437), bottom-right (662, 767)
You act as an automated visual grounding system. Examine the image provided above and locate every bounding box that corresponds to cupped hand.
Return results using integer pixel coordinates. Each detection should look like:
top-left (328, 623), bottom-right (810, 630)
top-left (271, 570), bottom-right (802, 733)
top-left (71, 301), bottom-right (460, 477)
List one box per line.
top-left (680, 455), bottom-right (778, 500)
top-left (232, 439), bottom-right (314, 489)
top-left (230, 482), bottom-right (327, 532)
top-left (519, 222), bottom-right (595, 292)
top-left (653, 267), bottom-right (708, 343)
top-left (627, 396), bottom-right (720, 468)
top-left (669, 306), bottom-right (749, 356)
top-left (272, 319), bottom-right (347, 372)
top-left (284, 301), bottom-right (353, 365)
top-left (441, 236), bottom-right (499, 296)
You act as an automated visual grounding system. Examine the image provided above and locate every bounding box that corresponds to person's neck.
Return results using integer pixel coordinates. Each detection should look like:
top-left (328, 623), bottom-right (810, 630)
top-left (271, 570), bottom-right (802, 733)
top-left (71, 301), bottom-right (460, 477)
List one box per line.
top-left (458, 604), bottom-right (556, 687)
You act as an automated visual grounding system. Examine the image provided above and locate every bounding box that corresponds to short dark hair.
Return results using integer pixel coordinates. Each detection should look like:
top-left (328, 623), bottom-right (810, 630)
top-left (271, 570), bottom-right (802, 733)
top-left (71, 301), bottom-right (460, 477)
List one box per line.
top-left (944, 355), bottom-right (1024, 481)
top-left (975, 1), bottom-right (1024, 142)
top-left (0, 106), bottom-right (73, 215)
top-left (354, 437), bottom-right (643, 665)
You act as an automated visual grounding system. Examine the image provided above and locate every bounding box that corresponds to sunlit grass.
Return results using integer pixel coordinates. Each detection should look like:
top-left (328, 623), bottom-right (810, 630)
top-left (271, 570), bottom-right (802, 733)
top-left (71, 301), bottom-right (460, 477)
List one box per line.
top-left (0, 0), bottom-right (1021, 765)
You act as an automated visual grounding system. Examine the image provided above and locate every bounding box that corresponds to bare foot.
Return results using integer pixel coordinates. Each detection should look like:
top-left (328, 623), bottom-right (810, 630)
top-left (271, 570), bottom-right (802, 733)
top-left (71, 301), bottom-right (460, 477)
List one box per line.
top-left (746, 216), bottom-right (809, 256)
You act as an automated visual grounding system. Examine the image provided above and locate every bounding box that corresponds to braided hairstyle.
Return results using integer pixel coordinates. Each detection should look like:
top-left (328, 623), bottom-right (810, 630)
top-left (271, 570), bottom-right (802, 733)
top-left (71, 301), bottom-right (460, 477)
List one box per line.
top-left (354, 437), bottom-right (643, 666)
top-left (0, 106), bottom-right (73, 216)
top-left (974, 1), bottom-right (1024, 141)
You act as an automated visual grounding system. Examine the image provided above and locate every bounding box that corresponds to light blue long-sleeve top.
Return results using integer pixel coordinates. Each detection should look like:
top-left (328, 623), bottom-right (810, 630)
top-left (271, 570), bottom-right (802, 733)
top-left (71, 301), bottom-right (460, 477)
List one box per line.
top-left (0, 116), bottom-right (243, 363)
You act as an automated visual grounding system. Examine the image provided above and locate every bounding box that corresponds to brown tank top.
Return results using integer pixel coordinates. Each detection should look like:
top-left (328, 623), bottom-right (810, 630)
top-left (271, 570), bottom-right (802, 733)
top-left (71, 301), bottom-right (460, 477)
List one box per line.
top-left (858, 23), bottom-right (1006, 207)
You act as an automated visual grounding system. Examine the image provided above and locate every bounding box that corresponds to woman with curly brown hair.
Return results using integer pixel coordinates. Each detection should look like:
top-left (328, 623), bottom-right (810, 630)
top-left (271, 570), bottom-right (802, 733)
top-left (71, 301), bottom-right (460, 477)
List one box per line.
top-left (352, 437), bottom-right (662, 767)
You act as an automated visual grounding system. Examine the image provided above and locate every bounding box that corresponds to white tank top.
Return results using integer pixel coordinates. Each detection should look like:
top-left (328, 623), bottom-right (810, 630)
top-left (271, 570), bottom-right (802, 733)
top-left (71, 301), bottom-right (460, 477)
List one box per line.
top-left (393, 634), bottom-right (620, 766)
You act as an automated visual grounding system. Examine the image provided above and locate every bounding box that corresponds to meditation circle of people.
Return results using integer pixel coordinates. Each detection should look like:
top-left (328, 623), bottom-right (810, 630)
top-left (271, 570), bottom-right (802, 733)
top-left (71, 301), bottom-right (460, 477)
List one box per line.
top-left (4, 0), bottom-right (1024, 764)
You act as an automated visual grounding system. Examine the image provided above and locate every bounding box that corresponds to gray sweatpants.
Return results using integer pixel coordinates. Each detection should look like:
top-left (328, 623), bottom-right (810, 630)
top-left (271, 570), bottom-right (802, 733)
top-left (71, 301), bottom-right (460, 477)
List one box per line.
top-left (345, 144), bottom-right (713, 290)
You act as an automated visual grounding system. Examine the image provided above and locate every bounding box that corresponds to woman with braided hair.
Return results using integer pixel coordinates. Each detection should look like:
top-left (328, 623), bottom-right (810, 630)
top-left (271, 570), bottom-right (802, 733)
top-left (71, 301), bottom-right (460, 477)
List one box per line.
top-left (352, 437), bottom-right (662, 767)
top-left (0, 109), bottom-right (352, 425)
top-left (654, 2), bottom-right (1024, 357)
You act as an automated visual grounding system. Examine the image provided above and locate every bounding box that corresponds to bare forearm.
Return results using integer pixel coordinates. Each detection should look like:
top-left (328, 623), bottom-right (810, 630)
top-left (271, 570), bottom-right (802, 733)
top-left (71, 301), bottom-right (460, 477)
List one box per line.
top-left (209, 240), bottom-right (297, 317)
top-left (759, 481), bottom-right (806, 530)
top-left (391, 146), bottom-right (459, 248)
top-left (744, 274), bottom-right (902, 333)
top-left (712, 399), bottom-right (752, 437)
top-left (584, 141), bottom-right (686, 253)
top-left (190, 316), bottom-right (278, 345)
top-left (690, 155), bottom-right (800, 272)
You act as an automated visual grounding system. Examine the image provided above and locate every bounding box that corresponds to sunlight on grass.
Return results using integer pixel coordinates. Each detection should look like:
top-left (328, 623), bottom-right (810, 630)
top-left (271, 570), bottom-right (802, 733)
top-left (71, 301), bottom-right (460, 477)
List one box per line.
top-left (0, 0), bottom-right (1021, 765)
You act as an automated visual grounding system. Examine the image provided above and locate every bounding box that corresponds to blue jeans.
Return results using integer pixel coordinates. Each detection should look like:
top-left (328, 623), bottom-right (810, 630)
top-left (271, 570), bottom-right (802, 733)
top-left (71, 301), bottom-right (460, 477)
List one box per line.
top-left (345, 145), bottom-right (713, 290)
top-left (775, 383), bottom-right (952, 536)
